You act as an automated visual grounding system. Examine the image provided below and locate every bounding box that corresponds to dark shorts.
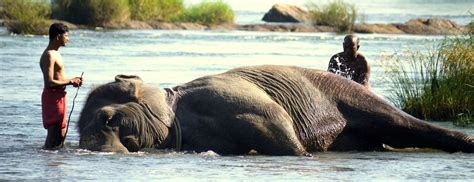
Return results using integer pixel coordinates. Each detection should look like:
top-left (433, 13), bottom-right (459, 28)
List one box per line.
top-left (41, 88), bottom-right (67, 129)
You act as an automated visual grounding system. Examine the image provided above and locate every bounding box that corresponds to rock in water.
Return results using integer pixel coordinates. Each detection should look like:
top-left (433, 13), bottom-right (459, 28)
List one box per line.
top-left (262, 4), bottom-right (310, 23)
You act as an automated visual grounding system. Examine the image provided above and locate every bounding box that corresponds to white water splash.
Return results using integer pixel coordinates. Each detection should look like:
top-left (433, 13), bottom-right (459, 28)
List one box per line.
top-left (198, 150), bottom-right (220, 156)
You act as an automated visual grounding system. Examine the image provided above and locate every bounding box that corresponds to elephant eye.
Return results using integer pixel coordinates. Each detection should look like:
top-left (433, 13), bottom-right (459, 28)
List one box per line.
top-left (96, 110), bottom-right (112, 126)
top-left (107, 114), bottom-right (123, 127)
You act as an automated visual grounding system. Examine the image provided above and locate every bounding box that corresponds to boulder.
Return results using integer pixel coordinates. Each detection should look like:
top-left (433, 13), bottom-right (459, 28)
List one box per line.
top-left (238, 23), bottom-right (334, 33)
top-left (354, 23), bottom-right (404, 34)
top-left (148, 21), bottom-right (176, 29)
top-left (175, 22), bottom-right (207, 30)
top-left (395, 18), bottom-right (465, 35)
top-left (353, 18), bottom-right (466, 35)
top-left (124, 21), bottom-right (153, 29)
top-left (103, 20), bottom-right (153, 29)
top-left (262, 4), bottom-right (310, 23)
top-left (208, 23), bottom-right (238, 31)
top-left (148, 21), bottom-right (206, 30)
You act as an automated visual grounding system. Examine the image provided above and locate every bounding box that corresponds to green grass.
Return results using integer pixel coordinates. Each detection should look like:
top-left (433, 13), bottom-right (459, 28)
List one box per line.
top-left (173, 0), bottom-right (234, 26)
top-left (385, 34), bottom-right (474, 126)
top-left (129, 0), bottom-right (184, 22)
top-left (4, 0), bottom-right (234, 29)
top-left (1, 0), bottom-right (51, 35)
top-left (52, 0), bottom-right (130, 26)
top-left (51, 0), bottom-right (233, 26)
top-left (306, 0), bottom-right (357, 33)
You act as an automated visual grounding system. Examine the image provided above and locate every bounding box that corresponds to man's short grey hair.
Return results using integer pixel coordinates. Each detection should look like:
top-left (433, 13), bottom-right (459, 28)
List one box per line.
top-left (343, 34), bottom-right (359, 46)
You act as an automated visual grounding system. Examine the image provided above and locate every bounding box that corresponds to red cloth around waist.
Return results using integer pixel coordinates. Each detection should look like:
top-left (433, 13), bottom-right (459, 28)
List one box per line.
top-left (41, 88), bottom-right (67, 129)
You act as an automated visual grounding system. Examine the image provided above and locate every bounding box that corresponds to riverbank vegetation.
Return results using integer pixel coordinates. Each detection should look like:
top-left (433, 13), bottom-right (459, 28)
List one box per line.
top-left (306, 0), bottom-right (357, 33)
top-left (2, 0), bottom-right (234, 34)
top-left (173, 1), bottom-right (234, 26)
top-left (52, 0), bottom-right (130, 26)
top-left (129, 0), bottom-right (184, 22)
top-left (1, 0), bottom-right (51, 34)
top-left (385, 34), bottom-right (473, 126)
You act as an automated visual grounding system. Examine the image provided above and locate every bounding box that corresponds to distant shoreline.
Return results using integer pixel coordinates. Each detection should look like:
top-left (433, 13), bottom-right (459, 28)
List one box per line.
top-left (1, 18), bottom-right (469, 35)
top-left (67, 17), bottom-right (472, 35)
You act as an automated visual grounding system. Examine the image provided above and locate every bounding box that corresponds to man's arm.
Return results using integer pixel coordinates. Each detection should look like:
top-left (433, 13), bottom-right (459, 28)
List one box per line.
top-left (358, 55), bottom-right (371, 89)
top-left (363, 62), bottom-right (371, 89)
top-left (41, 52), bottom-right (80, 88)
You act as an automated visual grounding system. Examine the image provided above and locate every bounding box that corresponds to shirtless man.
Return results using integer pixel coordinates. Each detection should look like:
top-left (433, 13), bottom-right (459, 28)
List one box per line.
top-left (327, 34), bottom-right (371, 89)
top-left (39, 23), bottom-right (83, 149)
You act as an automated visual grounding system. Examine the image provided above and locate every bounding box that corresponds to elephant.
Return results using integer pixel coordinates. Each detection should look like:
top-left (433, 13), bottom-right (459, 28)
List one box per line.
top-left (78, 65), bottom-right (474, 155)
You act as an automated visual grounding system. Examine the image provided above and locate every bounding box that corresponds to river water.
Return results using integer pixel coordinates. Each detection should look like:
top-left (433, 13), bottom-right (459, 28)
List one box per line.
top-left (1, 0), bottom-right (473, 180)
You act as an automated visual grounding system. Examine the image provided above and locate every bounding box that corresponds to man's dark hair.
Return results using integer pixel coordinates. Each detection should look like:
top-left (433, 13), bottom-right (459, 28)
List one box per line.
top-left (49, 23), bottom-right (69, 41)
top-left (343, 34), bottom-right (359, 47)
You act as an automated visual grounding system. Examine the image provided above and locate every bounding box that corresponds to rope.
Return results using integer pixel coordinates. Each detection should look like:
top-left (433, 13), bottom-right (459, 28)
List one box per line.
top-left (142, 101), bottom-right (181, 151)
top-left (173, 116), bottom-right (182, 151)
top-left (61, 72), bottom-right (83, 147)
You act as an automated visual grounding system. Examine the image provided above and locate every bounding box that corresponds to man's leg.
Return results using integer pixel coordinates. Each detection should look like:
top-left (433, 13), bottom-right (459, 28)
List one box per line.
top-left (44, 123), bottom-right (65, 149)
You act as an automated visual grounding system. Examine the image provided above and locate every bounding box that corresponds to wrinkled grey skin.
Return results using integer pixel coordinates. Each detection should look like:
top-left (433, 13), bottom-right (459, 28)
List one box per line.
top-left (78, 65), bottom-right (474, 155)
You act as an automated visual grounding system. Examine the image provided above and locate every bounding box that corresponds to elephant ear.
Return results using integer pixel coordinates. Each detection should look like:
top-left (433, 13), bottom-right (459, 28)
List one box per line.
top-left (114, 75), bottom-right (174, 127)
top-left (141, 85), bottom-right (174, 128)
top-left (114, 75), bottom-right (144, 102)
top-left (115, 74), bottom-right (142, 83)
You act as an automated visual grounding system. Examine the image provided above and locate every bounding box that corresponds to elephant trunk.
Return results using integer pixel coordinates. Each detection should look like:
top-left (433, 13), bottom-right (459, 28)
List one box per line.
top-left (79, 126), bottom-right (129, 153)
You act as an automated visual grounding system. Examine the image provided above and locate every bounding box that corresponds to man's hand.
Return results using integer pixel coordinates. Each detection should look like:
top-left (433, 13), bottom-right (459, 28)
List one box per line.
top-left (70, 77), bottom-right (83, 87)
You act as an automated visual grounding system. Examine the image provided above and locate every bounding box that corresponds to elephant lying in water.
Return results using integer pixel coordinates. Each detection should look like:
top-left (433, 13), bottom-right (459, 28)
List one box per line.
top-left (78, 65), bottom-right (474, 155)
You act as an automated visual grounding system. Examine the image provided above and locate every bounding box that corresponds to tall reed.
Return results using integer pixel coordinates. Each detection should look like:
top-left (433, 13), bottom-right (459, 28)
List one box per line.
top-left (129, 0), bottom-right (184, 22)
top-left (1, 0), bottom-right (51, 34)
top-left (173, 0), bottom-right (234, 26)
top-left (306, 0), bottom-right (357, 33)
top-left (385, 34), bottom-right (474, 126)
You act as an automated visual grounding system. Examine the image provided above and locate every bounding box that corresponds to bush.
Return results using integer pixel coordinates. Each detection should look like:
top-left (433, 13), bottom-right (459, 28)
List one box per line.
top-left (1, 0), bottom-right (51, 35)
top-left (52, 0), bottom-right (130, 26)
top-left (173, 0), bottom-right (234, 26)
top-left (129, 0), bottom-right (184, 22)
top-left (385, 34), bottom-right (474, 126)
top-left (306, 0), bottom-right (357, 33)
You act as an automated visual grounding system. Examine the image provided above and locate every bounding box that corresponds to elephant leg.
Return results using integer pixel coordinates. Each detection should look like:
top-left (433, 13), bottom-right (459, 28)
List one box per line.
top-left (376, 116), bottom-right (474, 153)
top-left (177, 107), bottom-right (250, 155)
top-left (178, 106), bottom-right (307, 155)
top-left (177, 76), bottom-right (308, 155)
top-left (231, 110), bottom-right (308, 156)
top-left (219, 79), bottom-right (308, 155)
top-left (335, 101), bottom-right (474, 153)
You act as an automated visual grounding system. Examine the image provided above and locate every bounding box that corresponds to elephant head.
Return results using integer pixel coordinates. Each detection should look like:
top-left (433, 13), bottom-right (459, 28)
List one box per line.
top-left (78, 75), bottom-right (176, 153)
